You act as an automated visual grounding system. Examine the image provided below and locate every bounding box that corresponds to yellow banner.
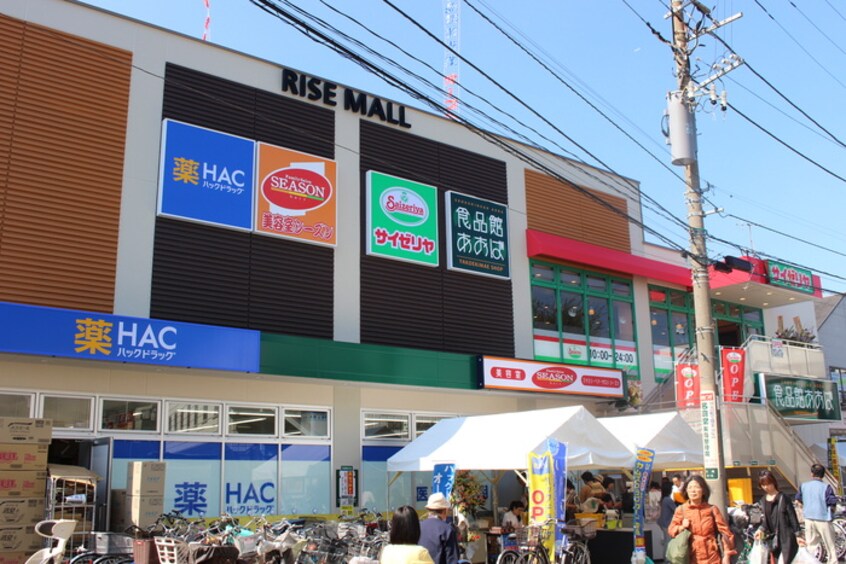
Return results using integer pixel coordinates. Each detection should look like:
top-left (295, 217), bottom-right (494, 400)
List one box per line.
top-left (830, 437), bottom-right (843, 496)
top-left (528, 451), bottom-right (555, 556)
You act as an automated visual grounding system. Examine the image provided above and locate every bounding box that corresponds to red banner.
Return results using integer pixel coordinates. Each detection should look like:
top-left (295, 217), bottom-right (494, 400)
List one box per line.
top-left (675, 363), bottom-right (700, 408)
top-left (721, 348), bottom-right (746, 403)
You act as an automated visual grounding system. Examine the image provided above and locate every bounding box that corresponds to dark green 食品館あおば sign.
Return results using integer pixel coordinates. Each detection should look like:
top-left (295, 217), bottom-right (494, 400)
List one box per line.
top-left (445, 191), bottom-right (509, 279)
top-left (760, 374), bottom-right (841, 421)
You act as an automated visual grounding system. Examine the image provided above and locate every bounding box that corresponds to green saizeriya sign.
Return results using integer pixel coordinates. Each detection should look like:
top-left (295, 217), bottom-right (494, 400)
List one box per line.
top-left (760, 374), bottom-right (841, 421)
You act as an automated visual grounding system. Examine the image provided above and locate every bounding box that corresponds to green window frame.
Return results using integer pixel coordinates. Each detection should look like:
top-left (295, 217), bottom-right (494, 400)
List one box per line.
top-left (648, 286), bottom-right (765, 382)
top-left (530, 260), bottom-right (639, 378)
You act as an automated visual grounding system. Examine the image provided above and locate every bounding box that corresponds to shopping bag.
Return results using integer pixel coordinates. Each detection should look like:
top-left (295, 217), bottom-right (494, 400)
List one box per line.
top-left (665, 528), bottom-right (691, 564)
top-left (747, 539), bottom-right (769, 564)
top-left (792, 546), bottom-right (823, 564)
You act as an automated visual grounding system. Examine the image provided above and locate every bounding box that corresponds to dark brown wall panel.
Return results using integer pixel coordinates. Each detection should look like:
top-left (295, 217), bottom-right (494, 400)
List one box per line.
top-left (249, 235), bottom-right (333, 338)
top-left (162, 64), bottom-right (255, 139)
top-left (0, 17), bottom-right (130, 312)
top-left (360, 122), bottom-right (514, 357)
top-left (525, 169), bottom-right (631, 252)
top-left (153, 66), bottom-right (335, 338)
top-left (151, 219), bottom-right (251, 327)
top-left (254, 90), bottom-right (334, 159)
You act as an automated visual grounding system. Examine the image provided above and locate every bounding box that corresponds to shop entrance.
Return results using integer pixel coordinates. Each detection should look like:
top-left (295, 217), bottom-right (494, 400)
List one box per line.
top-left (48, 437), bottom-right (112, 530)
top-left (717, 319), bottom-right (742, 347)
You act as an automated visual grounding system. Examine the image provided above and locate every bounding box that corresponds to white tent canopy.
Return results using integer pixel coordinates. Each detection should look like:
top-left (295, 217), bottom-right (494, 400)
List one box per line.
top-left (387, 405), bottom-right (635, 472)
top-left (598, 411), bottom-right (703, 470)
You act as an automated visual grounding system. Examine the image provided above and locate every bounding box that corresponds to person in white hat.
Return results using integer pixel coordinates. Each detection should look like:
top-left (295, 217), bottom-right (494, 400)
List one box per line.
top-left (419, 492), bottom-right (459, 564)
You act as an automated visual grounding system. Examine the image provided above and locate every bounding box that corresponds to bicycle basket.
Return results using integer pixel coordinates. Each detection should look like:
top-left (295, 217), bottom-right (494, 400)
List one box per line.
top-left (571, 519), bottom-right (598, 540)
top-left (92, 532), bottom-right (135, 554)
top-left (515, 524), bottom-right (551, 546)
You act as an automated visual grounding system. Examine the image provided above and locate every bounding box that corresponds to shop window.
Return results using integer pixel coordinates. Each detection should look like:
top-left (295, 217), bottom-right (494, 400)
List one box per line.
top-left (42, 395), bottom-right (93, 430)
top-left (223, 444), bottom-right (277, 515)
top-left (100, 399), bottom-right (159, 432)
top-left (363, 412), bottom-right (410, 441)
top-left (0, 392), bottom-right (33, 417)
top-left (166, 402), bottom-right (221, 435)
top-left (531, 263), bottom-right (554, 282)
top-left (414, 414), bottom-right (451, 437)
top-left (280, 444), bottom-right (331, 514)
top-left (743, 307), bottom-right (762, 325)
top-left (283, 409), bottom-right (329, 439)
top-left (227, 406), bottom-right (276, 436)
top-left (669, 291), bottom-right (687, 308)
top-left (530, 261), bottom-right (638, 376)
top-left (163, 441), bottom-right (222, 517)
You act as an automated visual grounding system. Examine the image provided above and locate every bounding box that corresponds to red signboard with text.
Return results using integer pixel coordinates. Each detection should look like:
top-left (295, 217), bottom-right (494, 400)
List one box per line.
top-left (675, 363), bottom-right (701, 408)
top-left (480, 356), bottom-right (624, 398)
top-left (721, 348), bottom-right (746, 403)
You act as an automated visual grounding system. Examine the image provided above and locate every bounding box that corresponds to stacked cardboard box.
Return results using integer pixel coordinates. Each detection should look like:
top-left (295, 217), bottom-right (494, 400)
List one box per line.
top-left (111, 462), bottom-right (166, 532)
top-left (0, 418), bottom-right (51, 564)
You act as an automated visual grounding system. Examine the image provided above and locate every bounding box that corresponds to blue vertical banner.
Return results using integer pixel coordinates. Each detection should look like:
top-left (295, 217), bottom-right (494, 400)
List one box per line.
top-left (158, 119), bottom-right (256, 230)
top-left (547, 440), bottom-right (567, 549)
top-left (432, 463), bottom-right (456, 500)
top-left (632, 448), bottom-right (656, 558)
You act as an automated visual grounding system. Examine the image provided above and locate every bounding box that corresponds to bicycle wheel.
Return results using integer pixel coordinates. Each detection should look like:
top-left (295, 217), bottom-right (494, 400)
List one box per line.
top-left (833, 519), bottom-right (846, 560)
top-left (92, 555), bottom-right (133, 564)
top-left (69, 552), bottom-right (99, 564)
top-left (519, 546), bottom-right (550, 564)
top-left (566, 541), bottom-right (591, 564)
top-left (495, 549), bottom-right (522, 564)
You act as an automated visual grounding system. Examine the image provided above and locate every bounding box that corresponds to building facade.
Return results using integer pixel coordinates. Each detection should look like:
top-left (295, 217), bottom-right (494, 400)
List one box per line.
top-left (0, 0), bottom-right (828, 524)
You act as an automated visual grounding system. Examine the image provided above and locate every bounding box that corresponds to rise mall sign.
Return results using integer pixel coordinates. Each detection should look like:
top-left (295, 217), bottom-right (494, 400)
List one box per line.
top-left (281, 68), bottom-right (412, 129)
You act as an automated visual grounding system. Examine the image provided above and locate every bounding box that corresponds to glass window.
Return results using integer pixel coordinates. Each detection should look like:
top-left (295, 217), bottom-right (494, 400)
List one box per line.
top-left (560, 270), bottom-right (580, 287)
top-left (611, 281), bottom-right (631, 297)
top-left (166, 402), bottom-right (221, 435)
top-left (0, 393), bottom-right (32, 417)
top-left (560, 291), bottom-right (584, 335)
top-left (363, 412), bottom-right (409, 440)
top-left (283, 409), bottom-right (329, 438)
top-left (743, 308), bottom-right (762, 324)
top-left (669, 291), bottom-right (687, 307)
top-left (648, 288), bottom-right (667, 303)
top-left (586, 276), bottom-right (607, 293)
top-left (728, 304), bottom-right (742, 319)
top-left (101, 399), bottom-right (159, 432)
top-left (671, 312), bottom-right (690, 348)
top-left (613, 301), bottom-right (635, 341)
top-left (713, 302), bottom-right (727, 316)
top-left (587, 297), bottom-right (610, 338)
top-left (224, 444), bottom-right (277, 515)
top-left (227, 406), bottom-right (276, 436)
top-left (532, 286), bottom-right (557, 331)
top-left (43, 395), bottom-right (92, 430)
top-left (531, 263), bottom-right (554, 282)
top-left (280, 445), bottom-right (331, 514)
top-left (415, 415), bottom-right (449, 437)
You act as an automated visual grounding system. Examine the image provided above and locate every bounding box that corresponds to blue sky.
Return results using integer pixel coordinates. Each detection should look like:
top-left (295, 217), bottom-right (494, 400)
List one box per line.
top-left (79, 0), bottom-right (846, 294)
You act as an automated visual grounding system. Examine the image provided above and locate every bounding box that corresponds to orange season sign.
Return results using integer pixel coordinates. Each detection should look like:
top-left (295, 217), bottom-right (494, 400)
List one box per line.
top-left (255, 143), bottom-right (337, 246)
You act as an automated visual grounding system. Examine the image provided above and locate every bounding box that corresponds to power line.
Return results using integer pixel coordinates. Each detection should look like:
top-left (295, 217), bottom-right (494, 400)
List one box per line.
top-left (823, 0), bottom-right (846, 24)
top-left (727, 101), bottom-right (846, 184)
top-left (247, 0), bottom-right (697, 257)
top-left (752, 0), bottom-right (846, 91)
top-left (785, 0), bottom-right (846, 60)
top-left (722, 213), bottom-right (846, 259)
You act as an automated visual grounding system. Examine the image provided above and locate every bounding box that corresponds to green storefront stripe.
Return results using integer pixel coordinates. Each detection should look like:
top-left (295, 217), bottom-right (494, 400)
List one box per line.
top-left (260, 333), bottom-right (478, 389)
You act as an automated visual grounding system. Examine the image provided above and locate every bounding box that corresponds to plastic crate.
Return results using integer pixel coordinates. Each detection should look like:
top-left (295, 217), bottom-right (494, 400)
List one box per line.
top-left (134, 538), bottom-right (160, 564)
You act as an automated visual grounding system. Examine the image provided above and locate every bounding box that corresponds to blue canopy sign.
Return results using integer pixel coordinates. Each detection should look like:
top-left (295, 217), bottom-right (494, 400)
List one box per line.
top-left (0, 302), bottom-right (259, 372)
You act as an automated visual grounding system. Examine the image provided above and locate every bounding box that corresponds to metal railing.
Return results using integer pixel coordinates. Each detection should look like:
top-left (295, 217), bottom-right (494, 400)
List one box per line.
top-left (745, 334), bottom-right (826, 379)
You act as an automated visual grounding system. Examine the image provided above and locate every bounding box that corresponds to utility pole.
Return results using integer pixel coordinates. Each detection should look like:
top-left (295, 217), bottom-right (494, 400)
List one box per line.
top-left (668, 0), bottom-right (742, 511)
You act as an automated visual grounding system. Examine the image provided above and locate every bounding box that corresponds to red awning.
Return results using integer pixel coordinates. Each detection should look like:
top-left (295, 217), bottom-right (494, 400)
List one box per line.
top-left (525, 229), bottom-right (691, 287)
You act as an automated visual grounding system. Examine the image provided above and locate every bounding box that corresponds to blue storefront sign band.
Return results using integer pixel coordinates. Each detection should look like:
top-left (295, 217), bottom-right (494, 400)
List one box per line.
top-left (0, 301), bottom-right (259, 372)
top-left (158, 119), bottom-right (256, 231)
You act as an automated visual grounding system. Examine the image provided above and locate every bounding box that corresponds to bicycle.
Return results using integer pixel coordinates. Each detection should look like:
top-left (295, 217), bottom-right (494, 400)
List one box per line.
top-left (559, 519), bottom-right (595, 564)
top-left (494, 520), bottom-right (554, 564)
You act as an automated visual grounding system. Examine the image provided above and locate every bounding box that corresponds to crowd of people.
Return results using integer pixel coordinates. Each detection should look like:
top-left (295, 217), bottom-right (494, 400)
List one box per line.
top-left (376, 464), bottom-right (839, 564)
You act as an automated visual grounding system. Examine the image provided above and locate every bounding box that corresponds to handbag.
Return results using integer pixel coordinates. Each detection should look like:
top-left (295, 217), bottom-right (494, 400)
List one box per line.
top-left (747, 539), bottom-right (770, 564)
top-left (665, 528), bottom-right (691, 564)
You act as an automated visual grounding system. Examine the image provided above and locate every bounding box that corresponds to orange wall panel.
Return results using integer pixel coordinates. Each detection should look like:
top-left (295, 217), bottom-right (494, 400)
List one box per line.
top-left (0, 16), bottom-right (131, 312)
top-left (525, 169), bottom-right (631, 252)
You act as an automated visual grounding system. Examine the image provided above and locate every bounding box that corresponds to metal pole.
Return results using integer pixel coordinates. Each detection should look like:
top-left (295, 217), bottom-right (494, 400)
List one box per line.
top-left (671, 0), bottom-right (728, 510)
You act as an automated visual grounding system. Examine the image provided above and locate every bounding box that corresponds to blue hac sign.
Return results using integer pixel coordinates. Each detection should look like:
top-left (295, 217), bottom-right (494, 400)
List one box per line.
top-left (158, 119), bottom-right (256, 230)
top-left (0, 302), bottom-right (259, 372)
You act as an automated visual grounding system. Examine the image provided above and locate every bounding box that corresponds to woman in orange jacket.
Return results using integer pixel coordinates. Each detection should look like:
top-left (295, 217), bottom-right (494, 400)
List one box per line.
top-left (668, 475), bottom-right (736, 564)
